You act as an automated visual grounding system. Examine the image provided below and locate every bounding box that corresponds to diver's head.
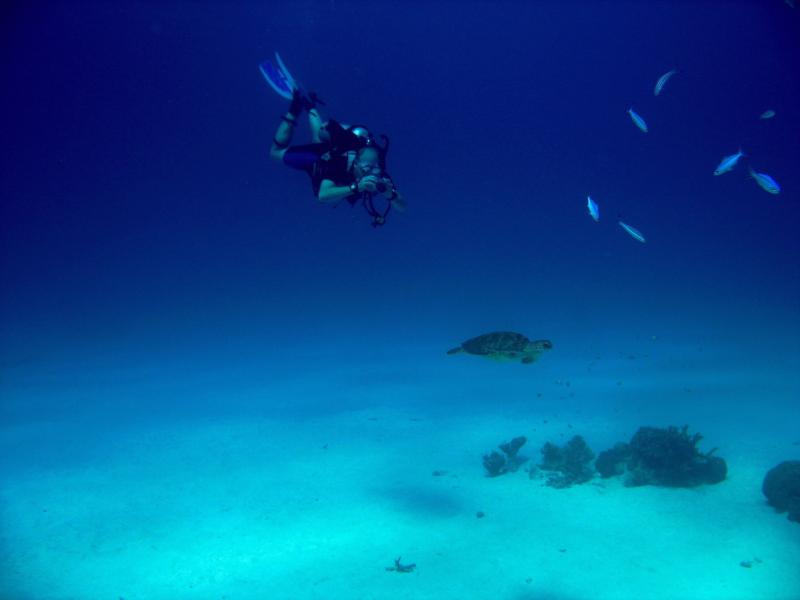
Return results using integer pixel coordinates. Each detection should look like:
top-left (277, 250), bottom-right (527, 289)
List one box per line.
top-left (319, 120), bottom-right (373, 151)
top-left (349, 125), bottom-right (371, 141)
top-left (354, 147), bottom-right (381, 178)
top-left (318, 120), bottom-right (368, 144)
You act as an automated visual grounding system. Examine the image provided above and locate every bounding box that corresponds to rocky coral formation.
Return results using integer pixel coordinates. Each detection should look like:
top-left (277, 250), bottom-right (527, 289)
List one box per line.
top-left (482, 435), bottom-right (528, 477)
top-left (598, 425), bottom-right (727, 488)
top-left (762, 460), bottom-right (800, 523)
top-left (595, 442), bottom-right (632, 478)
top-left (537, 435), bottom-right (595, 488)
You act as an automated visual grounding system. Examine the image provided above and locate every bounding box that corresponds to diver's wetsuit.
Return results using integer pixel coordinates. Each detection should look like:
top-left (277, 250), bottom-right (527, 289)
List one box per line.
top-left (281, 119), bottom-right (394, 230)
top-left (282, 143), bottom-right (329, 173)
top-left (281, 119), bottom-right (366, 198)
top-left (315, 152), bottom-right (360, 201)
top-left (282, 144), bottom-right (357, 199)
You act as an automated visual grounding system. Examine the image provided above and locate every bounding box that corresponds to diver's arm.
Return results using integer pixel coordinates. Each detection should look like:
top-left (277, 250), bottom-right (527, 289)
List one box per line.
top-left (389, 189), bottom-right (407, 212)
top-left (318, 178), bottom-right (359, 203)
top-left (379, 175), bottom-right (406, 212)
top-left (270, 111), bottom-right (297, 162)
top-left (308, 109), bottom-right (324, 143)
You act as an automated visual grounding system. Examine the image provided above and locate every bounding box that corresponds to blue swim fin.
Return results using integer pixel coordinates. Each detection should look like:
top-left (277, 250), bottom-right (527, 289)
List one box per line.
top-left (259, 52), bottom-right (296, 100)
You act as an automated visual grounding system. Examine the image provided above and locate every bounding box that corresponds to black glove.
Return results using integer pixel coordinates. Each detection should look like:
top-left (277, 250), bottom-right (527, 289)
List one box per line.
top-left (288, 90), bottom-right (305, 118)
top-left (288, 90), bottom-right (325, 118)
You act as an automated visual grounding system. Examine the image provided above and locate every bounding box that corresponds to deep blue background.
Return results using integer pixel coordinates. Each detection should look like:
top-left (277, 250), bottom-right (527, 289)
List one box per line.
top-left (1, 1), bottom-right (799, 398)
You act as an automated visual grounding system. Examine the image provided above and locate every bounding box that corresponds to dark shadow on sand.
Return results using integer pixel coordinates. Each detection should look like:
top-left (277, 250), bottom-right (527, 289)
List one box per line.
top-left (368, 484), bottom-right (464, 518)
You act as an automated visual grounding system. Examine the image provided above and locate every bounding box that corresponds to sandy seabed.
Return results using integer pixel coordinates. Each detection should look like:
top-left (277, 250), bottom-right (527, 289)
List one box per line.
top-left (1, 341), bottom-right (799, 600)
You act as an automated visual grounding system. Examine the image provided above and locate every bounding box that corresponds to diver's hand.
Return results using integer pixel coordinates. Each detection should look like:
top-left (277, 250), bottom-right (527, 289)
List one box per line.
top-left (358, 175), bottom-right (380, 193)
top-left (390, 190), bottom-right (407, 212)
top-left (379, 178), bottom-right (396, 197)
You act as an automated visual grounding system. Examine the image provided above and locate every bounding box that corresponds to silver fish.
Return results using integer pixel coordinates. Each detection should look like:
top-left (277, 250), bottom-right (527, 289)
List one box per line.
top-left (749, 168), bottom-right (781, 194)
top-left (627, 107), bottom-right (648, 133)
top-left (587, 196), bottom-right (600, 222)
top-left (654, 69), bottom-right (677, 96)
top-left (714, 149), bottom-right (745, 176)
top-left (760, 110), bottom-right (776, 119)
top-left (619, 221), bottom-right (646, 243)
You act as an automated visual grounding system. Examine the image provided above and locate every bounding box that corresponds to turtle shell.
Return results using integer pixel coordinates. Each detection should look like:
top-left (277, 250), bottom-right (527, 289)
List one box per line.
top-left (461, 331), bottom-right (531, 355)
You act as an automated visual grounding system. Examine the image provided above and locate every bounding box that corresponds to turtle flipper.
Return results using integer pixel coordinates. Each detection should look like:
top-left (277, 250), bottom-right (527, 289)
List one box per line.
top-left (447, 347), bottom-right (464, 355)
top-left (521, 355), bottom-right (535, 364)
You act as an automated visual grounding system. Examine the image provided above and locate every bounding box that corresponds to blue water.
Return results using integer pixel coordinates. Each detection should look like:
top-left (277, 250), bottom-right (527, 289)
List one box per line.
top-left (2, 2), bottom-right (799, 599)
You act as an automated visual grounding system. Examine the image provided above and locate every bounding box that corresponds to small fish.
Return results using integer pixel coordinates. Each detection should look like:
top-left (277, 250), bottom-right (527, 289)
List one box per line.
top-left (654, 69), bottom-right (677, 96)
top-left (760, 110), bottom-right (776, 119)
top-left (714, 149), bottom-right (745, 176)
top-left (749, 168), bottom-right (780, 194)
top-left (627, 107), bottom-right (648, 133)
top-left (587, 196), bottom-right (600, 222)
top-left (618, 221), bottom-right (646, 243)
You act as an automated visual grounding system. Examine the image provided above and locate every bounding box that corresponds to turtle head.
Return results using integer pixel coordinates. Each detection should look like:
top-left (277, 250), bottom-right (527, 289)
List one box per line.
top-left (533, 340), bottom-right (553, 350)
top-left (520, 339), bottom-right (553, 364)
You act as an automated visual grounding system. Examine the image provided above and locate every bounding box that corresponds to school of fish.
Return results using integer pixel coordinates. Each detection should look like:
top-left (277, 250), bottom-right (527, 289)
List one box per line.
top-left (588, 66), bottom-right (783, 245)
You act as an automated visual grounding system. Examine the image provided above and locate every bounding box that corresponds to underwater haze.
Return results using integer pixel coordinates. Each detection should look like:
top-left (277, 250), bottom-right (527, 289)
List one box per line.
top-left (2, 1), bottom-right (799, 599)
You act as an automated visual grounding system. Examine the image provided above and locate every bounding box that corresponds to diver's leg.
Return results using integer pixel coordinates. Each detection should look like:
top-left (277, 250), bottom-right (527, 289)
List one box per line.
top-left (270, 91), bottom-right (306, 162)
top-left (309, 108), bottom-right (323, 143)
top-left (270, 112), bottom-right (297, 162)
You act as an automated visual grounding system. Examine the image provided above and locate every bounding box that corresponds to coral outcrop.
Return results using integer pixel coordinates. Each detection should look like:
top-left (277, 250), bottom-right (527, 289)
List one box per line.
top-left (537, 435), bottom-right (595, 488)
top-left (598, 425), bottom-right (727, 488)
top-left (482, 435), bottom-right (528, 477)
top-left (762, 460), bottom-right (800, 523)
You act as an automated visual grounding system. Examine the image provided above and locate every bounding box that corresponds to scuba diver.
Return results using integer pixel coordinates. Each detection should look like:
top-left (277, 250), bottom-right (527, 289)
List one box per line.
top-left (260, 53), bottom-right (406, 227)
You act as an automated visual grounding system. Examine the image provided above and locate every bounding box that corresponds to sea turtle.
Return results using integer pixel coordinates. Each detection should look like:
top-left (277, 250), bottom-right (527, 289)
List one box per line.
top-left (447, 331), bottom-right (553, 364)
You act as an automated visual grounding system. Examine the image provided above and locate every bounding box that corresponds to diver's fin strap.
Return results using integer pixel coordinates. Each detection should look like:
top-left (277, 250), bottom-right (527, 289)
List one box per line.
top-left (308, 91), bottom-right (325, 107)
